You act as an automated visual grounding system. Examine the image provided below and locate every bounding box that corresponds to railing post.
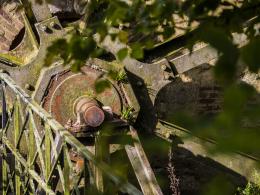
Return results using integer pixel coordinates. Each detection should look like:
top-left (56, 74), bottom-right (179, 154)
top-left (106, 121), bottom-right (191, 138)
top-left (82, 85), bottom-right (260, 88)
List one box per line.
top-left (1, 147), bottom-right (8, 195)
top-left (94, 133), bottom-right (110, 193)
top-left (45, 123), bottom-right (51, 192)
top-left (28, 111), bottom-right (36, 194)
top-left (14, 97), bottom-right (22, 195)
top-left (1, 80), bottom-right (7, 130)
top-left (63, 144), bottom-right (70, 195)
top-left (0, 80), bottom-right (11, 194)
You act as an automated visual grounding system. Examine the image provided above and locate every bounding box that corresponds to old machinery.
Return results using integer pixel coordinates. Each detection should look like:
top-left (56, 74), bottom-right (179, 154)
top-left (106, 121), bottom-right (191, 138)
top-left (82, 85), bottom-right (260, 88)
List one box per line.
top-left (0, 0), bottom-right (260, 194)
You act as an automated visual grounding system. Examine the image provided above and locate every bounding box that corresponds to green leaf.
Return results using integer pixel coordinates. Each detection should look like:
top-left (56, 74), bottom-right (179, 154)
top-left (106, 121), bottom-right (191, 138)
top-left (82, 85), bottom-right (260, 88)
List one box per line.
top-left (199, 26), bottom-right (235, 54)
top-left (117, 48), bottom-right (128, 61)
top-left (202, 175), bottom-right (234, 195)
top-left (198, 25), bottom-right (239, 82)
top-left (241, 37), bottom-right (260, 72)
top-left (130, 43), bottom-right (144, 59)
top-left (95, 79), bottom-right (111, 94)
top-left (45, 39), bottom-right (68, 66)
top-left (118, 31), bottom-right (128, 43)
top-left (71, 61), bottom-right (82, 72)
top-left (69, 36), bottom-right (96, 61)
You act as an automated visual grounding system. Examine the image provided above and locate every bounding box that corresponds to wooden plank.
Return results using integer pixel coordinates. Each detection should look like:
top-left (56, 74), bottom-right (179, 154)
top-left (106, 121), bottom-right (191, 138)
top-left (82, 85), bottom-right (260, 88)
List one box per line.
top-left (94, 134), bottom-right (110, 193)
top-left (63, 145), bottom-right (70, 195)
top-left (45, 124), bottom-right (51, 192)
top-left (28, 110), bottom-right (36, 194)
top-left (125, 126), bottom-right (163, 195)
top-left (2, 151), bottom-right (8, 195)
top-left (1, 80), bottom-right (7, 129)
top-left (14, 99), bottom-right (21, 195)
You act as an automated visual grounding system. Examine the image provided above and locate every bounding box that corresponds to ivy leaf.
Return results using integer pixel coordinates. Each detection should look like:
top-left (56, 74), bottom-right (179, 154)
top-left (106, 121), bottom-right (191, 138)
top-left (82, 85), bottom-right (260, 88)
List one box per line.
top-left (69, 36), bottom-right (96, 61)
top-left (118, 31), bottom-right (128, 43)
top-left (117, 48), bottom-right (128, 61)
top-left (198, 26), bottom-right (239, 82)
top-left (45, 39), bottom-right (69, 66)
top-left (199, 25), bottom-right (235, 54)
top-left (71, 61), bottom-right (82, 72)
top-left (241, 37), bottom-right (260, 72)
top-left (130, 43), bottom-right (144, 59)
top-left (95, 79), bottom-right (111, 94)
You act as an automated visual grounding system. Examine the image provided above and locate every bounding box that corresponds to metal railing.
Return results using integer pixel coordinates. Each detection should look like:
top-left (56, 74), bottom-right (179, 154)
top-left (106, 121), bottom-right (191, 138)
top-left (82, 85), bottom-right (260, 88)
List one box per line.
top-left (0, 72), bottom-right (142, 195)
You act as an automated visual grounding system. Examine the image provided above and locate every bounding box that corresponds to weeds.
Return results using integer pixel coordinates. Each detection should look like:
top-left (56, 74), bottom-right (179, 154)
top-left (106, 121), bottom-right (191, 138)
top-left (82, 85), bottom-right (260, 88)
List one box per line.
top-left (238, 170), bottom-right (260, 195)
top-left (121, 106), bottom-right (134, 121)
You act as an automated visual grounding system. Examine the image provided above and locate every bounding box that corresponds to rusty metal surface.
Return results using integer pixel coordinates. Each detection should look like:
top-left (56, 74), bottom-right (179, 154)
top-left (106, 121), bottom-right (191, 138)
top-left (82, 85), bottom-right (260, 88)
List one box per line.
top-left (74, 97), bottom-right (105, 127)
top-left (42, 66), bottom-right (123, 126)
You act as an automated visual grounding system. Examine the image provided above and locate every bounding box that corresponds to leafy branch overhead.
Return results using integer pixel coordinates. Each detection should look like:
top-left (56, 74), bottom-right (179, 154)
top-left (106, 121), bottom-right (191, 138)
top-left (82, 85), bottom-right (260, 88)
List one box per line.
top-left (44, 0), bottom-right (260, 155)
top-left (46, 0), bottom-right (260, 75)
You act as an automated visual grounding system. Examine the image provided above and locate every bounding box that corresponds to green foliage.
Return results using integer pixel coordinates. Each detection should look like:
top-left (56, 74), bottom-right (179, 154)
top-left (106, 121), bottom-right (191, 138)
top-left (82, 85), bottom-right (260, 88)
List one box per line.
top-left (45, 34), bottom-right (99, 71)
top-left (121, 106), bottom-right (134, 121)
top-left (45, 39), bottom-right (68, 65)
top-left (42, 0), bottom-right (260, 193)
top-left (45, 0), bottom-right (260, 79)
top-left (197, 25), bottom-right (239, 83)
top-left (172, 82), bottom-right (260, 155)
top-left (43, 0), bottom-right (260, 158)
top-left (241, 37), bottom-right (260, 72)
top-left (239, 182), bottom-right (260, 195)
top-left (108, 69), bottom-right (127, 82)
top-left (130, 43), bottom-right (144, 59)
top-left (202, 175), bottom-right (235, 195)
top-left (94, 79), bottom-right (111, 94)
top-left (117, 48), bottom-right (128, 61)
top-left (238, 171), bottom-right (260, 195)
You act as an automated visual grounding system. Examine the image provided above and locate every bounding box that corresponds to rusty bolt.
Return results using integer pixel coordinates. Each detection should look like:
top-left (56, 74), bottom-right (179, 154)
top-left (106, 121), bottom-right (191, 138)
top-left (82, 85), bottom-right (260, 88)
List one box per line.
top-left (74, 97), bottom-right (105, 127)
top-left (84, 106), bottom-right (105, 127)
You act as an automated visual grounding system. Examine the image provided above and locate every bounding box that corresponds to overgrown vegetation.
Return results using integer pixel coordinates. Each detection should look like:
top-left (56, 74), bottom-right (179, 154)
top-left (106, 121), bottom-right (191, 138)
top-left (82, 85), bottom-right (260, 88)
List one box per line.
top-left (46, 0), bottom-right (260, 154)
top-left (40, 0), bottom-right (260, 194)
top-left (238, 171), bottom-right (260, 195)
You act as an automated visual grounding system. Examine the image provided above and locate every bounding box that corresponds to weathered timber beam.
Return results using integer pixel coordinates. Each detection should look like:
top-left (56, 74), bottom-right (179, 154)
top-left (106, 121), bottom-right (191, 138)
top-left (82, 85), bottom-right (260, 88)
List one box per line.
top-left (125, 126), bottom-right (163, 195)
